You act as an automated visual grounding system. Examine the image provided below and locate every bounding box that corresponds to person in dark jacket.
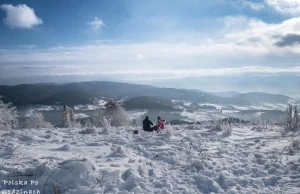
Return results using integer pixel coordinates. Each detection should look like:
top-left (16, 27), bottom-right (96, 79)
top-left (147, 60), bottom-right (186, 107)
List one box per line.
top-left (143, 116), bottom-right (154, 132)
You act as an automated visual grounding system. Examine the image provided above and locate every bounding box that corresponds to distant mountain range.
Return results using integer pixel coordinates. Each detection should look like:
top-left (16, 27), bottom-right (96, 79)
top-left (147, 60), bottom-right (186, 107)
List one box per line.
top-left (123, 96), bottom-right (178, 111)
top-left (0, 81), bottom-right (291, 107)
top-left (210, 91), bottom-right (241, 98)
top-left (2, 74), bottom-right (300, 96)
top-left (140, 74), bottom-right (300, 96)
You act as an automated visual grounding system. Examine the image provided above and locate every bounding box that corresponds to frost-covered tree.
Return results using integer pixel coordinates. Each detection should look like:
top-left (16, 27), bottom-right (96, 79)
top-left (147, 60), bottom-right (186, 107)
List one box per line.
top-left (0, 98), bottom-right (18, 130)
top-left (59, 105), bottom-right (79, 128)
top-left (285, 104), bottom-right (300, 132)
top-left (212, 108), bottom-right (223, 131)
top-left (93, 100), bottom-right (130, 127)
top-left (23, 112), bottom-right (53, 129)
top-left (259, 112), bottom-right (267, 129)
top-left (293, 106), bottom-right (299, 130)
top-left (286, 104), bottom-right (293, 131)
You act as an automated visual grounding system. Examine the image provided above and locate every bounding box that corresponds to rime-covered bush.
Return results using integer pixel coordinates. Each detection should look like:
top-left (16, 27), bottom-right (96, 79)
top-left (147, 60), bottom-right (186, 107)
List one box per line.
top-left (0, 98), bottom-right (18, 130)
top-left (285, 104), bottom-right (300, 132)
top-left (212, 118), bottom-right (222, 131)
top-left (211, 108), bottom-right (233, 136)
top-left (287, 139), bottom-right (300, 155)
top-left (93, 100), bottom-right (130, 127)
top-left (81, 118), bottom-right (93, 128)
top-left (212, 108), bottom-right (223, 131)
top-left (59, 106), bottom-right (81, 128)
top-left (23, 112), bottom-right (53, 129)
top-left (251, 112), bottom-right (268, 129)
top-left (222, 126), bottom-right (232, 137)
top-left (100, 117), bottom-right (112, 133)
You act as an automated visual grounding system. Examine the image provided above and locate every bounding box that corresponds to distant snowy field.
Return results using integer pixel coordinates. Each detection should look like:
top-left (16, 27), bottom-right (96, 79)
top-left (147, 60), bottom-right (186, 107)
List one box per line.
top-left (0, 125), bottom-right (299, 194)
top-left (19, 101), bottom-right (289, 126)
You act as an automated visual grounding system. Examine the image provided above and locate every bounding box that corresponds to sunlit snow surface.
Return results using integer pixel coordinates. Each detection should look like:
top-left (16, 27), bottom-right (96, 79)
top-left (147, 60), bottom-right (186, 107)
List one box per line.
top-left (0, 124), bottom-right (299, 194)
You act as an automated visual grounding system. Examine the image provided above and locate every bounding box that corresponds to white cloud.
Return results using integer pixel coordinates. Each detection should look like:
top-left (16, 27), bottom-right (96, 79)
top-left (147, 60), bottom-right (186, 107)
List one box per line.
top-left (2, 16), bottom-right (300, 79)
top-left (99, 66), bottom-right (300, 79)
top-left (0, 42), bottom-right (268, 69)
top-left (224, 16), bottom-right (300, 51)
top-left (223, 16), bottom-right (253, 31)
top-left (239, 0), bottom-right (265, 11)
top-left (265, 0), bottom-right (300, 15)
top-left (136, 53), bottom-right (144, 60)
top-left (88, 17), bottom-right (105, 30)
top-left (0, 4), bottom-right (42, 28)
top-left (3, 65), bottom-right (300, 80)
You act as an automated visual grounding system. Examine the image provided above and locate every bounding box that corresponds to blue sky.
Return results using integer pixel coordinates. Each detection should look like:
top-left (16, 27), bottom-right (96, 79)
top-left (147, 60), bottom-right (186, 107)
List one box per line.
top-left (0, 0), bottom-right (286, 47)
top-left (1, 0), bottom-right (300, 85)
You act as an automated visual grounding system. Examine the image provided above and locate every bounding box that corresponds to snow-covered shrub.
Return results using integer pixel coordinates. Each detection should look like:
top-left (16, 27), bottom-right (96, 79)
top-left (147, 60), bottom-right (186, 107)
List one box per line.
top-left (259, 112), bottom-right (268, 129)
top-left (212, 115), bottom-right (222, 131)
top-left (222, 125), bottom-right (232, 137)
top-left (81, 118), bottom-right (93, 128)
top-left (284, 104), bottom-right (300, 132)
top-left (250, 112), bottom-right (269, 130)
top-left (211, 109), bottom-right (233, 136)
top-left (288, 139), bottom-right (300, 155)
top-left (212, 108), bottom-right (223, 131)
top-left (285, 104), bottom-right (293, 131)
top-left (0, 98), bottom-right (18, 130)
top-left (59, 106), bottom-right (81, 128)
top-left (23, 112), bottom-right (53, 129)
top-left (93, 100), bottom-right (130, 127)
top-left (100, 117), bottom-right (111, 133)
top-left (212, 118), bottom-right (222, 131)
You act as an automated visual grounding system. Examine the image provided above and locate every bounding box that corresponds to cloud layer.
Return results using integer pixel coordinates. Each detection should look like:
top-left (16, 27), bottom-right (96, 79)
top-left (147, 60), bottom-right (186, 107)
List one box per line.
top-left (0, 4), bottom-right (43, 28)
top-left (265, 0), bottom-right (300, 15)
top-left (240, 0), bottom-right (265, 11)
top-left (2, 1), bottom-right (300, 83)
top-left (2, 16), bottom-right (300, 71)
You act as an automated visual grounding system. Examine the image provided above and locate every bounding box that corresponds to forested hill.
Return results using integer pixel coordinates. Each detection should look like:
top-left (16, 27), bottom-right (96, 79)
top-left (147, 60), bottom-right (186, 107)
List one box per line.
top-left (0, 81), bottom-right (291, 107)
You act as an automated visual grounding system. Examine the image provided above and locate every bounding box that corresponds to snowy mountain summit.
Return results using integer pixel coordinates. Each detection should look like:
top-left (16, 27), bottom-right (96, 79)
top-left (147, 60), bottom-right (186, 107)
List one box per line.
top-left (0, 124), bottom-right (299, 194)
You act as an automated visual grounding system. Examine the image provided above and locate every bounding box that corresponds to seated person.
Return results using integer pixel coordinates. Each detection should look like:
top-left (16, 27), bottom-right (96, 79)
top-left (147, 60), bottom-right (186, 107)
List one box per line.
top-left (156, 116), bottom-right (166, 130)
top-left (143, 116), bottom-right (154, 132)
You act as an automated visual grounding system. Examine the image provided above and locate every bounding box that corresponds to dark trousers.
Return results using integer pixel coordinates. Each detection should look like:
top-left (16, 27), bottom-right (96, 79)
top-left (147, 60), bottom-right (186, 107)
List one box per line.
top-left (143, 126), bottom-right (158, 132)
top-left (151, 126), bottom-right (158, 131)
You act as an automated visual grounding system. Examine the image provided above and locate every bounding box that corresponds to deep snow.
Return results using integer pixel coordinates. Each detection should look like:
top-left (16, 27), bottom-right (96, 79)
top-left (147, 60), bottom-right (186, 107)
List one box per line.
top-left (0, 124), bottom-right (299, 194)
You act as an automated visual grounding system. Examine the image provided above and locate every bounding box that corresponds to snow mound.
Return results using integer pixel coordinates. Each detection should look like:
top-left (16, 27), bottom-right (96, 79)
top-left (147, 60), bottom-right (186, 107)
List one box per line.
top-left (79, 128), bottom-right (96, 134)
top-left (56, 158), bottom-right (98, 186)
top-left (195, 174), bottom-right (221, 193)
top-left (0, 158), bottom-right (98, 193)
top-left (56, 144), bottom-right (71, 151)
top-left (192, 160), bottom-right (205, 170)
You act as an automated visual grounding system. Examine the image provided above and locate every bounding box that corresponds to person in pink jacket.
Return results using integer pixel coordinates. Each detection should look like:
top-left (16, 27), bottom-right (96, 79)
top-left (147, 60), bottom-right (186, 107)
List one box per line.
top-left (156, 116), bottom-right (166, 130)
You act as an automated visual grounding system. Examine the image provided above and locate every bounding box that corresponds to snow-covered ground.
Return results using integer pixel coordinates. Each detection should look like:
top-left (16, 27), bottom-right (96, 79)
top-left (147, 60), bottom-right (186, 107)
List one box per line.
top-left (23, 106), bottom-right (57, 117)
top-left (180, 110), bottom-right (215, 122)
top-left (127, 110), bottom-right (148, 120)
top-left (197, 103), bottom-right (225, 110)
top-left (21, 101), bottom-right (108, 115)
top-left (73, 100), bottom-right (108, 110)
top-left (74, 113), bottom-right (90, 119)
top-left (0, 124), bottom-right (299, 194)
top-left (198, 103), bottom-right (287, 112)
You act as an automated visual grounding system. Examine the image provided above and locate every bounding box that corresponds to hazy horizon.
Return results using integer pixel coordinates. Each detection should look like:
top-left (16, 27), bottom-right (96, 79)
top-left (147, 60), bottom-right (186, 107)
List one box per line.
top-left (1, 75), bottom-right (300, 97)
